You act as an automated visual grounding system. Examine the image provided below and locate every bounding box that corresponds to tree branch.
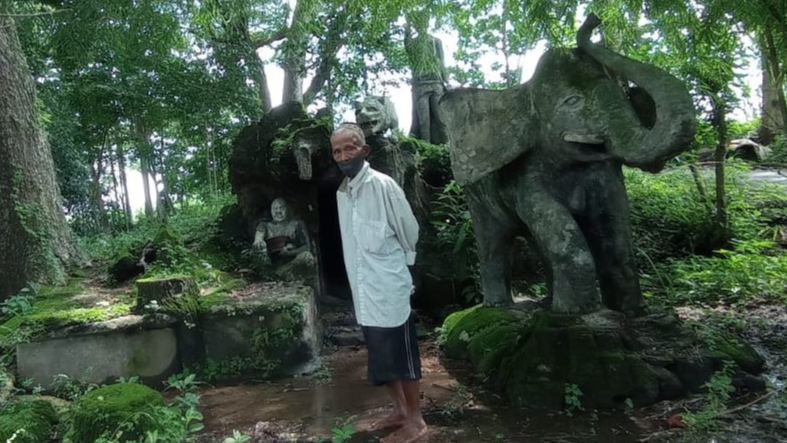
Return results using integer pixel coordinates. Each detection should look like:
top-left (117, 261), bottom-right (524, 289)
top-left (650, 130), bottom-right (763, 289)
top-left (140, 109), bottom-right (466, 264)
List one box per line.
top-left (253, 29), bottom-right (286, 49)
top-left (303, 10), bottom-right (348, 105)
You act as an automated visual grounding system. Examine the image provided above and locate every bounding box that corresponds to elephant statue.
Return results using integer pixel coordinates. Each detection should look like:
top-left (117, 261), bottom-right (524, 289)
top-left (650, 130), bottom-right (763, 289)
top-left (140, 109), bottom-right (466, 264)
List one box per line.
top-left (437, 15), bottom-right (696, 315)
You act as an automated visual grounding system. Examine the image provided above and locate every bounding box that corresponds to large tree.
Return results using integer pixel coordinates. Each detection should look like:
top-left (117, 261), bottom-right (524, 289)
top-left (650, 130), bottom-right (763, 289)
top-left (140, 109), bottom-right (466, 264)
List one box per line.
top-left (0, 12), bottom-right (79, 300)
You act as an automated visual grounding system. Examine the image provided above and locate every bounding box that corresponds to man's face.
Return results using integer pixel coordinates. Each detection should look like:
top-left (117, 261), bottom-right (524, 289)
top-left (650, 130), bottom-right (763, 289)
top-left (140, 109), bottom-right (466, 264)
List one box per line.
top-left (330, 132), bottom-right (369, 164)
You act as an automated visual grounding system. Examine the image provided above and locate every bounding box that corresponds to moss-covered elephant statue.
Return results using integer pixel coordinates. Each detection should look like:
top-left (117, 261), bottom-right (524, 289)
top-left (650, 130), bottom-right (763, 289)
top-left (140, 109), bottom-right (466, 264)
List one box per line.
top-left (437, 15), bottom-right (696, 315)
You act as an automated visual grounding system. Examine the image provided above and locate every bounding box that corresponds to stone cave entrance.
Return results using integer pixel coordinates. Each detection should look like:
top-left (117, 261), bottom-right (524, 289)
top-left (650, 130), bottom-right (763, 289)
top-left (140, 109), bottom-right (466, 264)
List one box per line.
top-left (317, 185), bottom-right (351, 300)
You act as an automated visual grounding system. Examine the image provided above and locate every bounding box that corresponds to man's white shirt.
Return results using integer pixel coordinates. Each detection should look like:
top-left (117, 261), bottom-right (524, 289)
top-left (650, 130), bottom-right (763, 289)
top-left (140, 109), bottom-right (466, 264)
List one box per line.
top-left (336, 161), bottom-right (419, 328)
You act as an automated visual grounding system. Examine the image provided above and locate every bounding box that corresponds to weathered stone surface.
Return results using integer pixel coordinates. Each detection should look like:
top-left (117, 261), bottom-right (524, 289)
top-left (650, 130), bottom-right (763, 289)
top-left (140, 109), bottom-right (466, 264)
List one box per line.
top-left (227, 103), bottom-right (343, 294)
top-left (229, 102), bottom-right (341, 232)
top-left (17, 317), bottom-right (180, 388)
top-left (437, 15), bottom-right (697, 313)
top-left (442, 306), bottom-right (765, 410)
top-left (201, 282), bottom-right (321, 378)
top-left (728, 139), bottom-right (771, 162)
top-left (405, 30), bottom-right (449, 145)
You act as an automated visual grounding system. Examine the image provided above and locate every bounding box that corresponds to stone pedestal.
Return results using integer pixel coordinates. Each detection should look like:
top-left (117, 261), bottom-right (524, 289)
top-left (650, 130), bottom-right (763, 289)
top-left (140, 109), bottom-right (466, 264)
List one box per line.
top-left (16, 315), bottom-right (180, 388)
top-left (442, 306), bottom-right (765, 410)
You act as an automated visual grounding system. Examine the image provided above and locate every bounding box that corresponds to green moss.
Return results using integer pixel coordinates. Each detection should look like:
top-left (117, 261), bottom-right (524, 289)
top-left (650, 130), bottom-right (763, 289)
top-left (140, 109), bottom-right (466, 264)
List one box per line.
top-left (443, 309), bottom-right (661, 410)
top-left (153, 225), bottom-right (180, 245)
top-left (200, 292), bottom-right (233, 311)
top-left (0, 279), bottom-right (132, 346)
top-left (0, 399), bottom-right (58, 443)
top-left (709, 337), bottom-right (764, 373)
top-left (68, 383), bottom-right (164, 443)
top-left (498, 312), bottom-right (658, 409)
top-left (442, 305), bottom-right (522, 360)
top-left (198, 288), bottom-right (309, 380)
top-left (204, 278), bottom-right (248, 297)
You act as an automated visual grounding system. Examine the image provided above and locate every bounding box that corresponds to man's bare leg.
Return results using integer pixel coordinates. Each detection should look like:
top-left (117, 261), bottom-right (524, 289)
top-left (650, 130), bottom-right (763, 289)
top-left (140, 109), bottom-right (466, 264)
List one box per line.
top-left (366, 381), bottom-right (407, 431)
top-left (382, 380), bottom-right (427, 443)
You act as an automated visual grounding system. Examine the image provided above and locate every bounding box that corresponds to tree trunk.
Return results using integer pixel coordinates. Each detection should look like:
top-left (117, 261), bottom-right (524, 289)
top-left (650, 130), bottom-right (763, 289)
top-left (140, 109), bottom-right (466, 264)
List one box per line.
top-left (255, 60), bottom-right (272, 112)
top-left (711, 93), bottom-right (728, 233)
top-left (134, 118), bottom-right (155, 218)
top-left (761, 29), bottom-right (787, 144)
top-left (281, 0), bottom-right (316, 104)
top-left (90, 142), bottom-right (108, 233)
top-left (140, 156), bottom-right (154, 218)
top-left (108, 143), bottom-right (127, 230)
top-left (0, 15), bottom-right (79, 300)
top-left (117, 138), bottom-right (133, 226)
top-left (688, 163), bottom-right (712, 217)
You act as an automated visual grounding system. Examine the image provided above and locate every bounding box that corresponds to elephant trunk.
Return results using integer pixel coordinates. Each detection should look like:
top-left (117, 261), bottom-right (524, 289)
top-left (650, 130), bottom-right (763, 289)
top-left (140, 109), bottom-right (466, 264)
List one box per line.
top-left (577, 15), bottom-right (696, 172)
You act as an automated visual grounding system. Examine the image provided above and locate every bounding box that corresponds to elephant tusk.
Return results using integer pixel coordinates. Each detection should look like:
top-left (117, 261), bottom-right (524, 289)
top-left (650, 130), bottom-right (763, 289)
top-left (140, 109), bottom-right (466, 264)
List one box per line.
top-left (563, 133), bottom-right (605, 144)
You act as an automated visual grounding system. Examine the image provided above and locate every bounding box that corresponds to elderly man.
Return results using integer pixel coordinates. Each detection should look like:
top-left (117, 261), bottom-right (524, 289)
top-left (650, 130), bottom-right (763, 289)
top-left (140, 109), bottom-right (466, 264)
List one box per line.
top-left (330, 123), bottom-right (426, 443)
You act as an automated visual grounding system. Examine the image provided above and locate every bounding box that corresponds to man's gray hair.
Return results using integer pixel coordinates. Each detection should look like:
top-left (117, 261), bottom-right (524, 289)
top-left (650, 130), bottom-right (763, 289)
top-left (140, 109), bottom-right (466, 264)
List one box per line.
top-left (332, 122), bottom-right (366, 145)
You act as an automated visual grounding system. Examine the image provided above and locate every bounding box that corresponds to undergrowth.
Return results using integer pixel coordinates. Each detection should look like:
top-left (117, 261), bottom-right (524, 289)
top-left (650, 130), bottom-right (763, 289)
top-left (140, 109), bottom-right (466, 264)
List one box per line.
top-left (630, 162), bottom-right (787, 306)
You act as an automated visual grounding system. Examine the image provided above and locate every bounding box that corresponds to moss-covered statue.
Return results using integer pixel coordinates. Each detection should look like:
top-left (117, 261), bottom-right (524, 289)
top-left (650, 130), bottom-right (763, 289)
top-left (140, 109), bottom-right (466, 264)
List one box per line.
top-left (405, 22), bottom-right (448, 145)
top-left (436, 14), bottom-right (765, 411)
top-left (354, 96), bottom-right (430, 219)
top-left (439, 15), bottom-right (696, 315)
top-left (253, 197), bottom-right (315, 280)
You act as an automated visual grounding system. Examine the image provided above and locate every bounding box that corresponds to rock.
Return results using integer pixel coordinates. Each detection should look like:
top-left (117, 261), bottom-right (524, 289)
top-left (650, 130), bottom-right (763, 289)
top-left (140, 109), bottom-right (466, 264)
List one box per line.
top-left (68, 383), bottom-right (164, 443)
top-left (12, 395), bottom-right (71, 417)
top-left (728, 139), bottom-right (771, 162)
top-left (0, 398), bottom-right (58, 443)
top-left (108, 251), bottom-right (144, 283)
top-left (441, 306), bottom-right (766, 410)
top-left (652, 366), bottom-right (685, 400)
top-left (329, 328), bottom-right (365, 347)
top-left (201, 282), bottom-right (322, 379)
top-left (17, 316), bottom-right (180, 388)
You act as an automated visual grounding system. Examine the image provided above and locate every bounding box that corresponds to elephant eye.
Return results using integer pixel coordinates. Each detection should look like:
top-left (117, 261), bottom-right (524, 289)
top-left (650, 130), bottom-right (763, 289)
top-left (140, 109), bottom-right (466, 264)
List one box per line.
top-left (563, 95), bottom-right (582, 106)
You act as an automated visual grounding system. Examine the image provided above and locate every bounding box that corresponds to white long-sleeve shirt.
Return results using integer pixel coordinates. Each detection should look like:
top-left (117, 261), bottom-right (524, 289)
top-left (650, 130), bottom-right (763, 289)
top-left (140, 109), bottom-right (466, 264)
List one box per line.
top-left (336, 161), bottom-right (419, 328)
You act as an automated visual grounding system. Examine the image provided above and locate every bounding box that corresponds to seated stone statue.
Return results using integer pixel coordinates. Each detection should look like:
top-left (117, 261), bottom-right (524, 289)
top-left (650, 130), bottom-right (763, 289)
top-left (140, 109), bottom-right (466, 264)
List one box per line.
top-left (252, 198), bottom-right (315, 280)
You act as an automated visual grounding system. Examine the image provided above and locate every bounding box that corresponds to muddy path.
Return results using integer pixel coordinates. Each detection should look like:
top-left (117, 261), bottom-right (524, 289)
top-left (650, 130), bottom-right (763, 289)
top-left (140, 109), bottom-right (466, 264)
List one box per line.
top-left (194, 303), bottom-right (787, 443)
top-left (196, 341), bottom-right (642, 443)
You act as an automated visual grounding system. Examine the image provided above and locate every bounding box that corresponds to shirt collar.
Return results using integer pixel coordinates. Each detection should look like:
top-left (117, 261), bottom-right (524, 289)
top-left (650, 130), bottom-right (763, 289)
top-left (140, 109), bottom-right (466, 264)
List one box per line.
top-left (340, 160), bottom-right (370, 193)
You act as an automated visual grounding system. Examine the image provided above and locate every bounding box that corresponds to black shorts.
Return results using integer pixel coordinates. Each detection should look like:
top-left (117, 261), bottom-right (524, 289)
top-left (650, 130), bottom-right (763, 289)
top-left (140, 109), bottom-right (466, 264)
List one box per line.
top-left (361, 315), bottom-right (422, 386)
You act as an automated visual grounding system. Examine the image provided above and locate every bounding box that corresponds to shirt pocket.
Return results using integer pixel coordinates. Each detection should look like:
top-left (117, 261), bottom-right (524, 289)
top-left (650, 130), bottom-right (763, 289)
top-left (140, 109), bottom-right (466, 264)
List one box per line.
top-left (357, 218), bottom-right (393, 255)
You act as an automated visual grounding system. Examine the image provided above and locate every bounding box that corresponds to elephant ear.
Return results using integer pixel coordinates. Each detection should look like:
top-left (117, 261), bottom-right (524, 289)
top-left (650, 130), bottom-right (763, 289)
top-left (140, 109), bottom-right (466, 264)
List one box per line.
top-left (438, 85), bottom-right (535, 185)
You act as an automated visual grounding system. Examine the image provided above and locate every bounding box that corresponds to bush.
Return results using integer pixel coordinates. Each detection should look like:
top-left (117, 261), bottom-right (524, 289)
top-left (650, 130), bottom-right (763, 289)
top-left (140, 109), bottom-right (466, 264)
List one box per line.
top-left (645, 239), bottom-right (787, 305)
top-left (625, 163), bottom-right (770, 263)
top-left (68, 383), bottom-right (164, 443)
top-left (0, 399), bottom-right (58, 443)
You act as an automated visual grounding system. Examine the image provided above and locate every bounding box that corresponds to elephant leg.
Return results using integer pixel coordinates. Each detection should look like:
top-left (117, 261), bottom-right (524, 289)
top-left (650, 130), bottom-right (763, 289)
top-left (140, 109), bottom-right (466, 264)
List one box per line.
top-left (580, 167), bottom-right (643, 315)
top-left (466, 188), bottom-right (515, 307)
top-left (516, 190), bottom-right (600, 314)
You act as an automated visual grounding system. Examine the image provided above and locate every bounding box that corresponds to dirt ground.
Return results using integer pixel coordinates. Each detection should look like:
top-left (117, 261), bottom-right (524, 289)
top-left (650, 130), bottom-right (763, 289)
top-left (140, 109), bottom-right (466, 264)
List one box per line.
top-left (193, 302), bottom-right (787, 443)
top-left (195, 340), bottom-right (643, 443)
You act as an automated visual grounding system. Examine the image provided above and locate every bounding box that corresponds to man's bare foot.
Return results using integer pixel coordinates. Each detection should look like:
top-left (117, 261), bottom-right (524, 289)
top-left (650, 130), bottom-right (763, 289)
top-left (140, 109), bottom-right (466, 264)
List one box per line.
top-left (363, 412), bottom-right (406, 432)
top-left (381, 419), bottom-right (427, 443)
